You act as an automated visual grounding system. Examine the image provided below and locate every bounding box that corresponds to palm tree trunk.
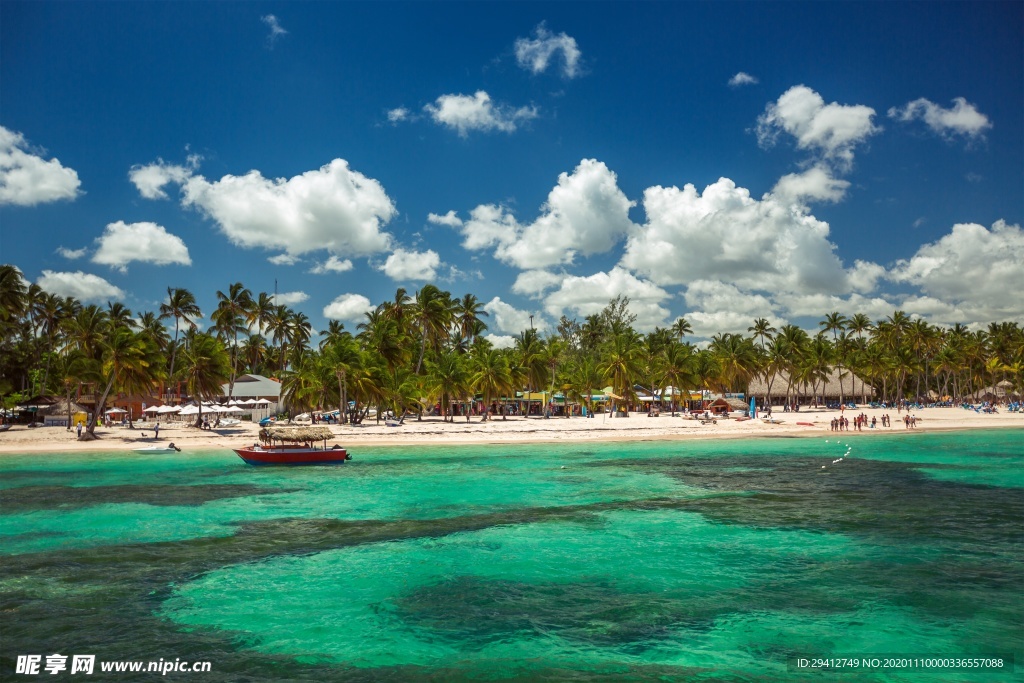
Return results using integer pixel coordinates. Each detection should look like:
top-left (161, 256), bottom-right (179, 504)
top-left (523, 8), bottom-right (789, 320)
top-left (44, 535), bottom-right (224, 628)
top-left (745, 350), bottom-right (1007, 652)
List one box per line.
top-left (86, 376), bottom-right (117, 438)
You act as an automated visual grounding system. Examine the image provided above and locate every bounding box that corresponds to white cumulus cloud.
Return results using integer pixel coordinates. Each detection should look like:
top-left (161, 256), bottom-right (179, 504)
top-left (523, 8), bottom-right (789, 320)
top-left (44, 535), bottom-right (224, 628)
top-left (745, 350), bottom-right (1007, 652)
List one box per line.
top-left (37, 270), bottom-right (124, 303)
top-left (622, 177), bottom-right (851, 295)
top-left (387, 107), bottom-right (411, 124)
top-left (91, 221), bottom-right (191, 272)
top-left (682, 280), bottom-right (783, 337)
top-left (129, 159), bottom-right (195, 199)
top-left (0, 126), bottom-right (81, 206)
top-left (888, 220), bottom-right (1024, 323)
top-left (424, 91), bottom-right (538, 137)
top-left (756, 85), bottom-right (879, 170)
top-left (272, 291), bottom-right (308, 306)
top-left (261, 14), bottom-right (287, 46)
top-left (484, 297), bottom-right (547, 334)
top-left (483, 334), bottom-right (517, 350)
top-left (543, 267), bottom-right (670, 331)
top-left (514, 23), bottom-right (582, 78)
top-left (444, 159), bottom-right (635, 270)
top-left (268, 253), bottom-right (300, 266)
top-left (309, 256), bottom-right (354, 274)
top-left (56, 246), bottom-right (87, 260)
top-left (728, 72), bottom-right (758, 87)
top-left (178, 159), bottom-right (395, 257)
top-left (427, 210), bottom-right (463, 228)
top-left (887, 97), bottom-right (992, 140)
top-left (379, 248), bottom-right (440, 281)
top-left (771, 165), bottom-right (850, 204)
top-left (323, 293), bottom-right (373, 322)
top-left (512, 270), bottom-right (563, 297)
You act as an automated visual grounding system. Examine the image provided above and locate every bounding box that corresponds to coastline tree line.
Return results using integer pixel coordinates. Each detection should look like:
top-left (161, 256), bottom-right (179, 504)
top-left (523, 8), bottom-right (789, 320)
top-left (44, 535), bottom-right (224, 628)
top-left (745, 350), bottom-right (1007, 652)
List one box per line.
top-left (1, 264), bottom-right (1021, 437)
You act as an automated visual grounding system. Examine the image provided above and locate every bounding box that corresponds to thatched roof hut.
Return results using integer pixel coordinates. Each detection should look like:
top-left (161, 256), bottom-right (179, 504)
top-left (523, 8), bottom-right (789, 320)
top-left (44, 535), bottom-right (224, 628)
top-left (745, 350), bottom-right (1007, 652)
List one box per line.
top-left (46, 398), bottom-right (89, 415)
top-left (708, 397), bottom-right (749, 414)
top-left (747, 369), bottom-right (873, 399)
top-left (260, 425), bottom-right (334, 443)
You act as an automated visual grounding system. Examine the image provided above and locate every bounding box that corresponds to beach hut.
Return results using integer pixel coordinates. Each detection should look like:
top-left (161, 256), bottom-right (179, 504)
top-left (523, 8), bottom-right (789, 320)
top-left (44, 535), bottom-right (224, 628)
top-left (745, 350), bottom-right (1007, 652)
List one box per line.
top-left (747, 369), bottom-right (874, 406)
top-left (707, 397), bottom-right (749, 416)
top-left (43, 398), bottom-right (89, 427)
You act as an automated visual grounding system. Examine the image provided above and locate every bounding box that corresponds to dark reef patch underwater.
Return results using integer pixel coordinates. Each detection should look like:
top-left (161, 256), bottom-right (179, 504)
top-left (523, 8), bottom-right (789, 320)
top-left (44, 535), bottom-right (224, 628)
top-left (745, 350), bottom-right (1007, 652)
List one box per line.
top-left (1, 430), bottom-right (1021, 681)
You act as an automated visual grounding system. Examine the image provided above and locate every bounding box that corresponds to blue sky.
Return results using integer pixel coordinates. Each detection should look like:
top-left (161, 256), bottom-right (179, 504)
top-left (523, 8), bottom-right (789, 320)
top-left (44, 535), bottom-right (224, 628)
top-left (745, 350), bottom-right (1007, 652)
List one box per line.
top-left (2, 1), bottom-right (1022, 344)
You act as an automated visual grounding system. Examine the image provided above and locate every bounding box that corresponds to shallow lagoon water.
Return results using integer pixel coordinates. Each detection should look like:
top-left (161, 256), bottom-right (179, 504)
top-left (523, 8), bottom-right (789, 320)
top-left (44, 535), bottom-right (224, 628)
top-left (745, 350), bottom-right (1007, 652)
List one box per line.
top-left (1, 430), bottom-right (1021, 681)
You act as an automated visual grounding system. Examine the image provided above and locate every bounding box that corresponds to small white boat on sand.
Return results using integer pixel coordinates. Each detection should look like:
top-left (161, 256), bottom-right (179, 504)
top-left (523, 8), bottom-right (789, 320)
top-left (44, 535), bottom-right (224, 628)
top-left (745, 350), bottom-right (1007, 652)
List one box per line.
top-left (133, 442), bottom-right (181, 453)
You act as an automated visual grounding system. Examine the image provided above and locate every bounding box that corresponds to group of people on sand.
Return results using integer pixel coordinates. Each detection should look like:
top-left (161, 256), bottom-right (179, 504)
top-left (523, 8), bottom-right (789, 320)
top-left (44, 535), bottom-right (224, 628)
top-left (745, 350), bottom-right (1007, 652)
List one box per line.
top-left (830, 413), bottom-right (897, 431)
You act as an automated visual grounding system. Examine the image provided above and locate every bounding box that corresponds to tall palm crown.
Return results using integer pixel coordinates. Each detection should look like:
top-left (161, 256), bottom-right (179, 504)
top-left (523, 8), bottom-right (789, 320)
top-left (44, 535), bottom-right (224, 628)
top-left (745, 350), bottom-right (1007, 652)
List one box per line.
top-left (159, 287), bottom-right (202, 391)
top-left (213, 282), bottom-right (253, 395)
top-left (671, 317), bottom-right (693, 343)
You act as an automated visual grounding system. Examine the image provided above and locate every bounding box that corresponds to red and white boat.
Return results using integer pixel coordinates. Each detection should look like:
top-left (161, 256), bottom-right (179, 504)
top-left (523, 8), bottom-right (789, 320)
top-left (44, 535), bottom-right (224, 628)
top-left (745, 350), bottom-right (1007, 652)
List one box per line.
top-left (235, 425), bottom-right (350, 466)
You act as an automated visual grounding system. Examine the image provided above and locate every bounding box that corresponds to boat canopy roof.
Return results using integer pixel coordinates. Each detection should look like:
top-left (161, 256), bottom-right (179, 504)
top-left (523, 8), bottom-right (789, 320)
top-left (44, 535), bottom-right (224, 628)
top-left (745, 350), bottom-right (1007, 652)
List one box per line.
top-left (261, 425), bottom-right (334, 442)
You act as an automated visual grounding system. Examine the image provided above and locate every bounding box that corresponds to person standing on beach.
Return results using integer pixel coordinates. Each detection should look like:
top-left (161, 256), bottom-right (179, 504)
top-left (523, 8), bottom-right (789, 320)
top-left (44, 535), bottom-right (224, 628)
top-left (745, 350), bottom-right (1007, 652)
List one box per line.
top-left (76, 422), bottom-right (82, 439)
top-left (154, 422), bottom-right (160, 439)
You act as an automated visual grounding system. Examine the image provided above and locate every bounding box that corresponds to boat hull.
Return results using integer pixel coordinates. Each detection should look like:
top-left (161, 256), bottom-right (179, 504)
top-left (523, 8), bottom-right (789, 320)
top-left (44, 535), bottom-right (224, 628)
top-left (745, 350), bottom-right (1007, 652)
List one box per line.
top-left (233, 446), bottom-right (349, 466)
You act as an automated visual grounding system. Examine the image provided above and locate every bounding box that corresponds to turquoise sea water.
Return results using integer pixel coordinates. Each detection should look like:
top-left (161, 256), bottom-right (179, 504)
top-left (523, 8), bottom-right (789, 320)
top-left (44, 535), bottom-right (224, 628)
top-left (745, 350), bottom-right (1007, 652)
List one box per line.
top-left (1, 430), bottom-right (1021, 681)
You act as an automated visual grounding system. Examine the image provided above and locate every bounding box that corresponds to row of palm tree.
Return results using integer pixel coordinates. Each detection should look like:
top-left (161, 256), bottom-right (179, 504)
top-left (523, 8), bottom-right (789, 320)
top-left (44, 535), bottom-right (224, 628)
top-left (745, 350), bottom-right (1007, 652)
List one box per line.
top-left (1, 264), bottom-right (1022, 436)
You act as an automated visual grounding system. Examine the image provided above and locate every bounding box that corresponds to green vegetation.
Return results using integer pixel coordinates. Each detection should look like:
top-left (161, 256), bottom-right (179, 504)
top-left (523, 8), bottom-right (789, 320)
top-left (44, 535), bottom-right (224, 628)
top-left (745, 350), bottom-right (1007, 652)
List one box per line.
top-left (0, 264), bottom-right (1021, 430)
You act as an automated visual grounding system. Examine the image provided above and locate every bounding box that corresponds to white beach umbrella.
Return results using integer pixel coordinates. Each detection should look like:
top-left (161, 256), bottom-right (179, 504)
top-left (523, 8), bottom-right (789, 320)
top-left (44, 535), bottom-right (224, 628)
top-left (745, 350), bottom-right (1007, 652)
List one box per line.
top-left (242, 398), bottom-right (258, 406)
top-left (157, 405), bottom-right (181, 414)
top-left (105, 407), bottom-right (127, 415)
top-left (178, 405), bottom-right (200, 416)
top-left (220, 405), bottom-right (244, 414)
top-left (143, 405), bottom-right (163, 414)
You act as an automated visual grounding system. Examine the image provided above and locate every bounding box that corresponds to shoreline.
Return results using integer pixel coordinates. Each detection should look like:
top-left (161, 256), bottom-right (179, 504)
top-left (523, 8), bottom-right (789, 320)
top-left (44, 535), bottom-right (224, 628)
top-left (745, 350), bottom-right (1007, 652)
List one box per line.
top-left (1, 406), bottom-right (1021, 454)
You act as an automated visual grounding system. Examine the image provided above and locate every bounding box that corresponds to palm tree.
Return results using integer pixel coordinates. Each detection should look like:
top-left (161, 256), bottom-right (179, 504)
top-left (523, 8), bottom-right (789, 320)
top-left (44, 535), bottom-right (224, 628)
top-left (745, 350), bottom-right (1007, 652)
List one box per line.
top-left (87, 327), bottom-right (157, 438)
top-left (772, 324), bottom-right (809, 406)
top-left (265, 305), bottom-right (291, 374)
top-left (0, 264), bottom-right (28, 323)
top-left (820, 312), bottom-right (848, 403)
top-left (358, 310), bottom-right (408, 372)
top-left (541, 336), bottom-right (565, 415)
top-left (469, 347), bottom-right (511, 420)
top-left (240, 334), bottom-right (270, 375)
top-left (248, 292), bottom-right (277, 336)
top-left (51, 349), bottom-right (88, 432)
top-left (599, 330), bottom-right (642, 414)
top-left (286, 310), bottom-right (313, 364)
top-left (107, 302), bottom-right (136, 331)
top-left (710, 333), bottom-right (760, 392)
top-left (671, 316), bottom-right (692, 343)
top-left (410, 284), bottom-right (452, 375)
top-left (748, 317), bottom-right (776, 349)
top-left (213, 282), bottom-right (253, 397)
top-left (177, 333), bottom-right (231, 428)
top-left (660, 341), bottom-right (696, 415)
top-left (848, 313), bottom-right (871, 342)
top-left (426, 349), bottom-right (469, 422)
top-left (453, 293), bottom-right (489, 348)
top-left (38, 292), bottom-right (71, 393)
top-left (159, 287), bottom-right (202, 397)
top-left (515, 328), bottom-right (547, 413)
top-left (319, 320), bottom-right (347, 350)
top-left (565, 355), bottom-right (606, 417)
top-left (322, 334), bottom-right (361, 424)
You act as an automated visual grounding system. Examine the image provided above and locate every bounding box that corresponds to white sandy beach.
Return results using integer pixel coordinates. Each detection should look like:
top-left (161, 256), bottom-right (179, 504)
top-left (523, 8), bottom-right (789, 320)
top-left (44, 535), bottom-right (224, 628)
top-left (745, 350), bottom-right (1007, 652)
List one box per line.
top-left (1, 406), bottom-right (1021, 454)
